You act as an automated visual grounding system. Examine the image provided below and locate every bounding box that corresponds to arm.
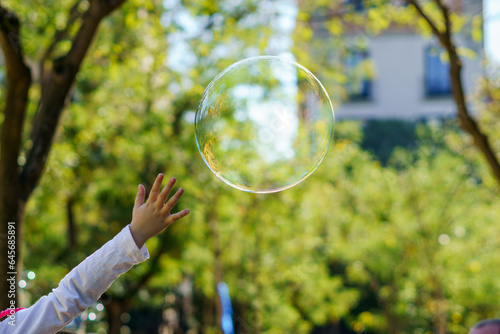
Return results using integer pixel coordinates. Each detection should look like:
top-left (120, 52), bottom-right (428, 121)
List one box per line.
top-left (0, 174), bottom-right (189, 334)
top-left (2, 225), bottom-right (149, 333)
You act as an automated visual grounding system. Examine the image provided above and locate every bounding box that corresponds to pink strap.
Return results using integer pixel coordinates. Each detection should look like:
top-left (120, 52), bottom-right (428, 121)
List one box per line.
top-left (0, 308), bottom-right (26, 319)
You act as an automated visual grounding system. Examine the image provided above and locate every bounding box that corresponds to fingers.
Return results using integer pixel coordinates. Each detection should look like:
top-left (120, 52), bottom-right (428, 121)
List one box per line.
top-left (166, 209), bottom-right (190, 225)
top-left (148, 173), bottom-right (164, 203)
top-left (162, 188), bottom-right (184, 213)
top-left (157, 177), bottom-right (176, 206)
top-left (134, 184), bottom-right (145, 209)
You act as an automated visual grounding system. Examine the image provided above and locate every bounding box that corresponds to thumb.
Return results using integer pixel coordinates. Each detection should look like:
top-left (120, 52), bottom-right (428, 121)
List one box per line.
top-left (134, 184), bottom-right (145, 209)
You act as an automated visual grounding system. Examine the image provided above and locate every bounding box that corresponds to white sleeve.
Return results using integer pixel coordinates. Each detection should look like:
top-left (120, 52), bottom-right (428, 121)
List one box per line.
top-left (0, 225), bottom-right (149, 334)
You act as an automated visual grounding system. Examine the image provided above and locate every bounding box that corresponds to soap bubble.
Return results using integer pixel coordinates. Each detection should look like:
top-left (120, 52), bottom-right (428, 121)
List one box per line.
top-left (195, 56), bottom-right (334, 193)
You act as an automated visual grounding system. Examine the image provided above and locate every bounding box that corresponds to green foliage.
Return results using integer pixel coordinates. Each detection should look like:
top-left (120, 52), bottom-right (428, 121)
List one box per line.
top-left (4, 0), bottom-right (499, 333)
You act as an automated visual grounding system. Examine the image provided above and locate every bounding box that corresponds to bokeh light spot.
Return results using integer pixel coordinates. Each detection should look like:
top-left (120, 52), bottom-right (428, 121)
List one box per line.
top-left (27, 271), bottom-right (36, 280)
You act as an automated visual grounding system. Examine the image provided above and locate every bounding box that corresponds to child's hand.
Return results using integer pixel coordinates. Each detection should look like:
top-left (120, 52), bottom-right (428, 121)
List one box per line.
top-left (130, 174), bottom-right (190, 248)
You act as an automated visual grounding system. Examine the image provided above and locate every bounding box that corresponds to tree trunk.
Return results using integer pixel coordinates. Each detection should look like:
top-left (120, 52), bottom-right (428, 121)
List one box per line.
top-left (107, 297), bottom-right (131, 334)
top-left (67, 197), bottom-right (77, 251)
top-left (209, 218), bottom-right (223, 330)
top-left (449, 53), bottom-right (500, 183)
top-left (250, 201), bottom-right (262, 334)
top-left (0, 4), bottom-right (32, 311)
top-left (207, 194), bottom-right (223, 332)
top-left (430, 275), bottom-right (448, 334)
top-left (434, 297), bottom-right (448, 334)
top-left (0, 196), bottom-right (26, 310)
top-left (0, 0), bottom-right (129, 311)
top-left (407, 0), bottom-right (500, 186)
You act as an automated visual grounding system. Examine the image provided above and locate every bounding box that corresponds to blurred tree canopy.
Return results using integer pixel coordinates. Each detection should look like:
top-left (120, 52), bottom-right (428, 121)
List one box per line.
top-left (1, 0), bottom-right (500, 334)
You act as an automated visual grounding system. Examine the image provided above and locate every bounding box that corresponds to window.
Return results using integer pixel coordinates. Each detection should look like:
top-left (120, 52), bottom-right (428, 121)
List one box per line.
top-left (345, 49), bottom-right (372, 101)
top-left (425, 46), bottom-right (452, 97)
top-left (346, 0), bottom-right (364, 12)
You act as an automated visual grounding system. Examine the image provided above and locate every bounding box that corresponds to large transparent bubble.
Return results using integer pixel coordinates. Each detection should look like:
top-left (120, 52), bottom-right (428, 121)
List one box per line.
top-left (195, 56), bottom-right (335, 193)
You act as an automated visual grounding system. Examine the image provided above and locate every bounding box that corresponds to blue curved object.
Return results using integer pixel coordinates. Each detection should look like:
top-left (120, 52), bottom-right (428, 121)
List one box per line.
top-left (217, 282), bottom-right (234, 334)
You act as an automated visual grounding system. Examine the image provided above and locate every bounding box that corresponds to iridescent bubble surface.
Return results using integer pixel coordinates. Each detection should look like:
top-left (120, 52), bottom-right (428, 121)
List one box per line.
top-left (195, 56), bottom-right (335, 193)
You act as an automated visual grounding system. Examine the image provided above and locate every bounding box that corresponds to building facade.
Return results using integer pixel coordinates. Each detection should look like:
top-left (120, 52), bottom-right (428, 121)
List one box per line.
top-left (330, 0), bottom-right (484, 120)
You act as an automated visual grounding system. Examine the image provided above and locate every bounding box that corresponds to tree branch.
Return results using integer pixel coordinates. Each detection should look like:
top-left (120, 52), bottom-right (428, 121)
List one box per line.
top-left (408, 0), bottom-right (500, 185)
top-left (0, 4), bottom-right (31, 197)
top-left (40, 1), bottom-right (82, 93)
top-left (20, 0), bottom-right (128, 201)
top-left (0, 4), bottom-right (30, 79)
top-left (405, 0), bottom-right (447, 47)
top-left (434, 0), bottom-right (451, 44)
top-left (66, 0), bottom-right (127, 66)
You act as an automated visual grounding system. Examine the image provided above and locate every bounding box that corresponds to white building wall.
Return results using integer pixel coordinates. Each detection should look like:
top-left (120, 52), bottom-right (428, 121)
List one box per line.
top-left (335, 33), bottom-right (484, 120)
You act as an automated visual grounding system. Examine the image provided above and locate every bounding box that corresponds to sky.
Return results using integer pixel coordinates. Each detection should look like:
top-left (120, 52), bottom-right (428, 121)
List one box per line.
top-left (484, 0), bottom-right (500, 63)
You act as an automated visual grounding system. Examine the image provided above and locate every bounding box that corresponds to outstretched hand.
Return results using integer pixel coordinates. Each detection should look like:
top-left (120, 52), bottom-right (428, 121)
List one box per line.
top-left (130, 174), bottom-right (190, 248)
